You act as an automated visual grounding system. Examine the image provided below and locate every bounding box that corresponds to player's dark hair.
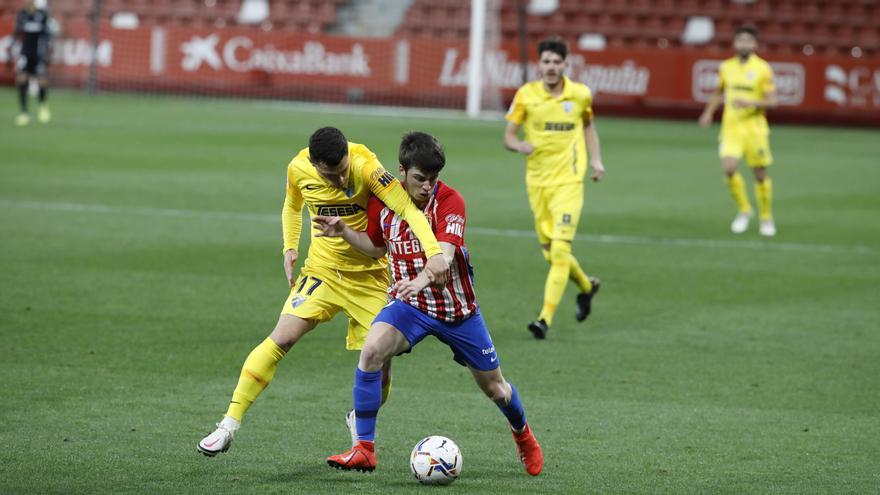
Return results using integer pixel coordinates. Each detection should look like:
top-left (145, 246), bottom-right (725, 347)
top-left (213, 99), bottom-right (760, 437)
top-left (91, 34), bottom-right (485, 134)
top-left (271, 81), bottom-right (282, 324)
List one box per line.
top-left (537, 36), bottom-right (568, 59)
top-left (735, 24), bottom-right (758, 39)
top-left (308, 127), bottom-right (348, 167)
top-left (399, 131), bottom-right (445, 175)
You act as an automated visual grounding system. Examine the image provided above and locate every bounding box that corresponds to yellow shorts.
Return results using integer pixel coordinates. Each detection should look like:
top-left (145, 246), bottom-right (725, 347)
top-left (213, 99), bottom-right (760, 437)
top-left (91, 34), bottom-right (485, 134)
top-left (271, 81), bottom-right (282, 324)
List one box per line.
top-left (526, 182), bottom-right (584, 245)
top-left (280, 264), bottom-right (390, 350)
top-left (719, 128), bottom-right (773, 167)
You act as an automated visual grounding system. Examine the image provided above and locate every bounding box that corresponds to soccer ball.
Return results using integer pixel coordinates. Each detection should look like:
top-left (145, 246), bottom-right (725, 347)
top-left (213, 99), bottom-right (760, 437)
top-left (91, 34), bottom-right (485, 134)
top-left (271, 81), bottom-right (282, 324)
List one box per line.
top-left (409, 435), bottom-right (462, 485)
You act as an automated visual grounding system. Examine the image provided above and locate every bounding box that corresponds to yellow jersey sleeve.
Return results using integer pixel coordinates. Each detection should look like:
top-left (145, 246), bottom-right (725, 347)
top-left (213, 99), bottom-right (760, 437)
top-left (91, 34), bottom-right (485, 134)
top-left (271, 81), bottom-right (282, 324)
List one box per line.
top-left (582, 86), bottom-right (594, 122)
top-left (761, 63), bottom-right (776, 94)
top-left (362, 158), bottom-right (443, 258)
top-left (506, 87), bottom-right (527, 125)
top-left (282, 164), bottom-right (303, 253)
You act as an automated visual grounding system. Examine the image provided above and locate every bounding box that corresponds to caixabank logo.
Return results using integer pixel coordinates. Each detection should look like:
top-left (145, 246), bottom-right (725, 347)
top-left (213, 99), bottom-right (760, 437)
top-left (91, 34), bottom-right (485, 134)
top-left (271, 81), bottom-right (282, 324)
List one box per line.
top-left (691, 60), bottom-right (805, 105)
top-left (179, 34), bottom-right (371, 76)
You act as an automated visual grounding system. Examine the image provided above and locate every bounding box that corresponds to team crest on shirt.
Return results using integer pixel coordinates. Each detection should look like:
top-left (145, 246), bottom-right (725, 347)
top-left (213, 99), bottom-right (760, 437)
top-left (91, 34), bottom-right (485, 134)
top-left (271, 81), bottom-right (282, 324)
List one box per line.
top-left (746, 71), bottom-right (755, 80)
top-left (562, 100), bottom-right (574, 113)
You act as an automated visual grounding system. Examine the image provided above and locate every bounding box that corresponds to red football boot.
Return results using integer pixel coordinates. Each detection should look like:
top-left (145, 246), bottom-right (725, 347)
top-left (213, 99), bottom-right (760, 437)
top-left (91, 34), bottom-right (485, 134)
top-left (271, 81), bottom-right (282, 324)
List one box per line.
top-left (326, 440), bottom-right (376, 473)
top-left (512, 424), bottom-right (543, 476)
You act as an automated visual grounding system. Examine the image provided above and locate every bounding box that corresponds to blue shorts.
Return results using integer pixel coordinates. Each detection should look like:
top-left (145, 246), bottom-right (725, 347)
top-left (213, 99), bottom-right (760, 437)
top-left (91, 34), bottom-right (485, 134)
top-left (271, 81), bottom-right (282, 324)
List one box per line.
top-left (373, 300), bottom-right (499, 371)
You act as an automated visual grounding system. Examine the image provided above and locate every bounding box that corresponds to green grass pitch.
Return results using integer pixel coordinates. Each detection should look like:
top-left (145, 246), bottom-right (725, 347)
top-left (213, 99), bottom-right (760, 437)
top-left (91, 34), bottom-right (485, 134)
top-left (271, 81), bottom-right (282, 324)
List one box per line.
top-left (1, 89), bottom-right (878, 494)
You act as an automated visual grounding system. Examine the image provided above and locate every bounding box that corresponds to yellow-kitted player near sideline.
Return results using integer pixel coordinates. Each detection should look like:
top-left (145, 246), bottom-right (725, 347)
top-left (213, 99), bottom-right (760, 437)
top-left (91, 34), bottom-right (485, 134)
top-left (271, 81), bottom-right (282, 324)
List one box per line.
top-left (700, 24), bottom-right (778, 237)
top-left (197, 127), bottom-right (449, 456)
top-left (504, 37), bottom-right (606, 340)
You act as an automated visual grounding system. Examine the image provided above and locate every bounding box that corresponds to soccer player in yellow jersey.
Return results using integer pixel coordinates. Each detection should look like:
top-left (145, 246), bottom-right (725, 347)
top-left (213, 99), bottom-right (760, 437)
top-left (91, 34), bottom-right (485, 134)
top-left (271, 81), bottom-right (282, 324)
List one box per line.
top-left (197, 127), bottom-right (449, 456)
top-left (504, 37), bottom-right (606, 340)
top-left (700, 25), bottom-right (778, 236)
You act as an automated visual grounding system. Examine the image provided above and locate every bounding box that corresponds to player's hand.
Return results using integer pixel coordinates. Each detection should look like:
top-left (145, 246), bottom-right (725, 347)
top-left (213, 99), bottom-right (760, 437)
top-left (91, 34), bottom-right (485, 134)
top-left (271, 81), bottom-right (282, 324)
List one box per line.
top-left (283, 249), bottom-right (298, 287)
top-left (590, 160), bottom-right (605, 182)
top-left (423, 254), bottom-right (450, 286)
top-left (312, 215), bottom-right (345, 237)
top-left (698, 111), bottom-right (713, 128)
top-left (518, 141), bottom-right (534, 155)
top-left (393, 276), bottom-right (429, 300)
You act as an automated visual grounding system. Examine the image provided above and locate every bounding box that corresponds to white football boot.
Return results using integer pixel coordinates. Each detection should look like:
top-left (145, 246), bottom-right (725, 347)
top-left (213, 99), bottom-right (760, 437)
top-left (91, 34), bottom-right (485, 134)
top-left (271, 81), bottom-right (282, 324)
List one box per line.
top-left (197, 416), bottom-right (239, 456)
top-left (730, 211), bottom-right (753, 234)
top-left (346, 409), bottom-right (358, 447)
top-left (759, 218), bottom-right (776, 237)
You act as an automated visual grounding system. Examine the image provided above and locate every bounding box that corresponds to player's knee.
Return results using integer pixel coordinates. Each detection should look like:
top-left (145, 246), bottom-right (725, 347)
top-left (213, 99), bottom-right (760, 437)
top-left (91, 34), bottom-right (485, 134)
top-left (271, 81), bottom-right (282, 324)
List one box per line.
top-left (269, 316), bottom-right (311, 351)
top-left (269, 331), bottom-right (297, 352)
top-left (549, 240), bottom-right (572, 266)
top-left (721, 159), bottom-right (738, 176)
top-left (485, 380), bottom-right (510, 403)
top-left (358, 344), bottom-right (385, 372)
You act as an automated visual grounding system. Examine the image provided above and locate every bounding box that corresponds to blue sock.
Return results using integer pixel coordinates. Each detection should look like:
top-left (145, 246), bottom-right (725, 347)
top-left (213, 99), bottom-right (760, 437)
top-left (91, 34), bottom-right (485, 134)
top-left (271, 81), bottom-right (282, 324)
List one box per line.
top-left (495, 383), bottom-right (526, 432)
top-left (353, 367), bottom-right (382, 442)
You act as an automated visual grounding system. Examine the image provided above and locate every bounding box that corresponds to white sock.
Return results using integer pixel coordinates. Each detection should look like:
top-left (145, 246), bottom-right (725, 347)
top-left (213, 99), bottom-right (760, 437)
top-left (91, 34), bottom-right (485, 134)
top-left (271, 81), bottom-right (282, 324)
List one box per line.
top-left (220, 416), bottom-right (241, 432)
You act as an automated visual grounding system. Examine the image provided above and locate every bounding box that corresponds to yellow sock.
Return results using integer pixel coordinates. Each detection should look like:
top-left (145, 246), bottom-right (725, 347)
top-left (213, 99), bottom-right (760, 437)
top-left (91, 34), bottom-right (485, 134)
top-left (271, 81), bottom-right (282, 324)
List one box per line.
top-left (754, 178), bottom-right (773, 220)
top-left (568, 254), bottom-right (593, 293)
top-left (381, 374), bottom-right (392, 405)
top-left (538, 241), bottom-right (572, 326)
top-left (543, 248), bottom-right (592, 293)
top-left (725, 172), bottom-right (753, 214)
top-left (226, 337), bottom-right (286, 421)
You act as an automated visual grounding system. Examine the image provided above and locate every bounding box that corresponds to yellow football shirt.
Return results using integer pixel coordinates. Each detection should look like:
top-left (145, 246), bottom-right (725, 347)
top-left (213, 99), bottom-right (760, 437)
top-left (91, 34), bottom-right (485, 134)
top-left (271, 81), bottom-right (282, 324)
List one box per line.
top-left (506, 76), bottom-right (594, 187)
top-left (719, 54), bottom-right (775, 134)
top-left (282, 142), bottom-right (441, 272)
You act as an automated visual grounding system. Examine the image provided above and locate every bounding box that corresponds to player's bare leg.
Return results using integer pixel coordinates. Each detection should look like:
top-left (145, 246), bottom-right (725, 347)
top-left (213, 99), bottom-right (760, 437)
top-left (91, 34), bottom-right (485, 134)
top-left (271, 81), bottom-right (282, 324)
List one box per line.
top-left (752, 166), bottom-right (775, 236)
top-left (723, 157), bottom-right (753, 233)
top-left (15, 73), bottom-right (30, 126)
top-left (329, 322), bottom-right (409, 472)
top-left (36, 76), bottom-right (50, 124)
top-left (198, 314), bottom-right (316, 456)
top-left (469, 366), bottom-right (543, 476)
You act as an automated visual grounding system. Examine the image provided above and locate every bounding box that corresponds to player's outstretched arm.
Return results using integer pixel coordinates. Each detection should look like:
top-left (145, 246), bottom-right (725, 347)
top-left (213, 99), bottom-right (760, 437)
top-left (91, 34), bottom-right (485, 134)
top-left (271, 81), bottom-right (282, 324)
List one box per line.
top-left (504, 121), bottom-right (533, 154)
top-left (699, 87), bottom-right (723, 127)
top-left (283, 249), bottom-right (298, 288)
top-left (393, 242), bottom-right (456, 298)
top-left (312, 215), bottom-right (387, 259)
top-left (281, 175), bottom-right (304, 287)
top-left (585, 120), bottom-right (605, 182)
top-left (372, 177), bottom-right (449, 284)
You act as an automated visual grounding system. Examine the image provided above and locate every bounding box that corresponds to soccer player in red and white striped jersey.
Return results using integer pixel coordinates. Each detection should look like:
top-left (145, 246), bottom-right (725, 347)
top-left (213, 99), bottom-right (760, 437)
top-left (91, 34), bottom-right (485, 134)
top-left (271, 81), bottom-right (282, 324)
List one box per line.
top-left (367, 178), bottom-right (475, 322)
top-left (316, 131), bottom-right (543, 476)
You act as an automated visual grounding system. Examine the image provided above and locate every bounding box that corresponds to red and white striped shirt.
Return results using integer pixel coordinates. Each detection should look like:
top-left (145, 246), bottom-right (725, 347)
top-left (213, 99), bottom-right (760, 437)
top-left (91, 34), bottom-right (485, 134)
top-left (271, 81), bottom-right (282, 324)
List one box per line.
top-left (367, 181), bottom-right (477, 322)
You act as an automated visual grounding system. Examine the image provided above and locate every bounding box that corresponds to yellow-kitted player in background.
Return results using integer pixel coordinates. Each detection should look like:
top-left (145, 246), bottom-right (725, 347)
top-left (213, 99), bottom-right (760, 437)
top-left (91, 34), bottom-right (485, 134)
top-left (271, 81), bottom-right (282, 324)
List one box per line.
top-left (700, 24), bottom-right (778, 237)
top-left (197, 127), bottom-right (449, 456)
top-left (504, 37), bottom-right (606, 340)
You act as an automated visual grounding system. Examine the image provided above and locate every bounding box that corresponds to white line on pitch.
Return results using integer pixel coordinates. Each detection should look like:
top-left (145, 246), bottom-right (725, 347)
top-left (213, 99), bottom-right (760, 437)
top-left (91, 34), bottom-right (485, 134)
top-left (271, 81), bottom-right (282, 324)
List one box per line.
top-left (0, 199), bottom-right (873, 256)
